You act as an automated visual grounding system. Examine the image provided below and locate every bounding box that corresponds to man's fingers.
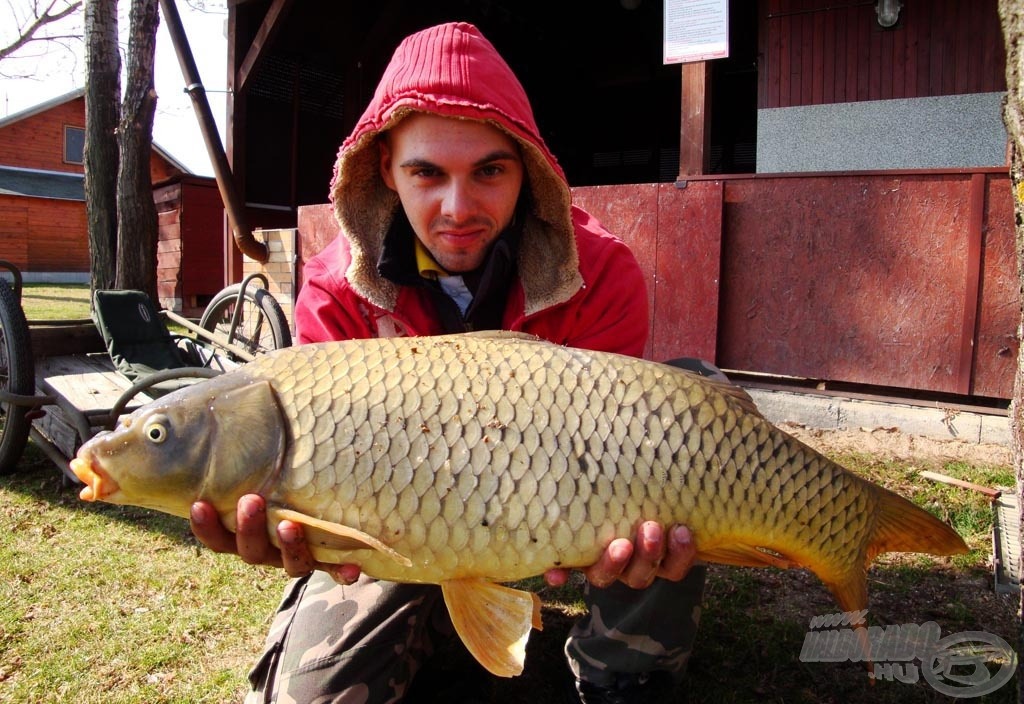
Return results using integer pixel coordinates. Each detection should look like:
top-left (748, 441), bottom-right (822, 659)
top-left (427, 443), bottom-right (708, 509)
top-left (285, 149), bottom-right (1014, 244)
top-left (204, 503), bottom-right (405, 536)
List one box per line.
top-left (189, 501), bottom-right (236, 554)
top-left (277, 520), bottom-right (316, 577)
top-left (658, 525), bottom-right (697, 581)
top-left (326, 563), bottom-right (362, 586)
top-left (583, 538), bottom-right (634, 588)
top-left (234, 494), bottom-right (278, 565)
top-left (618, 521), bottom-right (665, 589)
top-left (544, 568), bottom-right (570, 587)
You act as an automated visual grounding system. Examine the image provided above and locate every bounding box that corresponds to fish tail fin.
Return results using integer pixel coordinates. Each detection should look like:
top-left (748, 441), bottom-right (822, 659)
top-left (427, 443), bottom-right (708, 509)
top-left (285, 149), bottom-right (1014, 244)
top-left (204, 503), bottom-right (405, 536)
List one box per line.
top-left (822, 487), bottom-right (968, 679)
top-left (866, 487), bottom-right (969, 563)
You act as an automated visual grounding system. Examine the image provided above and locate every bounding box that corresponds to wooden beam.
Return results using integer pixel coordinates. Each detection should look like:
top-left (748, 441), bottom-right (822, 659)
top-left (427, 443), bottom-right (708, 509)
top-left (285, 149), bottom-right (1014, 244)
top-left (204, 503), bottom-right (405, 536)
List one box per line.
top-left (678, 61), bottom-right (712, 178)
top-left (235, 0), bottom-right (295, 97)
top-left (959, 172), bottom-right (986, 395)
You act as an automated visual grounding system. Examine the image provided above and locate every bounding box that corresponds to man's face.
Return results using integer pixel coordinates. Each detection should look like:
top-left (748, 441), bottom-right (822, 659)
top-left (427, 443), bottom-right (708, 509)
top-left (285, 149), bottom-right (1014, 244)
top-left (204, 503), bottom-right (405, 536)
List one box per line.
top-left (379, 113), bottom-right (524, 273)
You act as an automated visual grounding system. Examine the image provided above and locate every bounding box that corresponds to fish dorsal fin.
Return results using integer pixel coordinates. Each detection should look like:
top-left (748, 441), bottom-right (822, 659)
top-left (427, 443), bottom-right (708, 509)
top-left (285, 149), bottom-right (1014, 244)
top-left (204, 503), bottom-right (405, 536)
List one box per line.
top-left (267, 507), bottom-right (412, 567)
top-left (660, 358), bottom-right (764, 418)
top-left (441, 578), bottom-right (543, 677)
top-left (704, 377), bottom-right (763, 418)
top-left (698, 543), bottom-right (798, 570)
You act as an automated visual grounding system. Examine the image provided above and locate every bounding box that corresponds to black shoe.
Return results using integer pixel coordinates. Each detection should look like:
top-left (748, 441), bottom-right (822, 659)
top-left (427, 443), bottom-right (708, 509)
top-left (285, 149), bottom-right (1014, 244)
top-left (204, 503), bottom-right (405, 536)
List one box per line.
top-left (573, 671), bottom-right (675, 704)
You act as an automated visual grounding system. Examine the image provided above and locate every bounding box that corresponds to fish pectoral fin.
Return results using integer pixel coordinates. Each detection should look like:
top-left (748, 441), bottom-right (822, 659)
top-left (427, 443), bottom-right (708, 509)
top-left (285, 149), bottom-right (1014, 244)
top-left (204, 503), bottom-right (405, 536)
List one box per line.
top-left (441, 579), bottom-right (543, 678)
top-left (268, 507), bottom-right (412, 567)
top-left (698, 543), bottom-right (798, 570)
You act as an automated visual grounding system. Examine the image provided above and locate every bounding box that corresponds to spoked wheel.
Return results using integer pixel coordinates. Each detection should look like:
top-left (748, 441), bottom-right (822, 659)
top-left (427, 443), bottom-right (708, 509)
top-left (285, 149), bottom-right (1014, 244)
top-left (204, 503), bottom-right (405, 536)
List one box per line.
top-left (0, 277), bottom-right (34, 475)
top-left (199, 283), bottom-right (292, 361)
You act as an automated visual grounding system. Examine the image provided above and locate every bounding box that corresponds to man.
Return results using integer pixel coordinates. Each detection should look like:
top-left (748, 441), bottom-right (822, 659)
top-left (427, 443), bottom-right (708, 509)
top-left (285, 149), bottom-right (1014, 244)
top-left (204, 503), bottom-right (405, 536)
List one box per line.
top-left (190, 22), bottom-right (707, 703)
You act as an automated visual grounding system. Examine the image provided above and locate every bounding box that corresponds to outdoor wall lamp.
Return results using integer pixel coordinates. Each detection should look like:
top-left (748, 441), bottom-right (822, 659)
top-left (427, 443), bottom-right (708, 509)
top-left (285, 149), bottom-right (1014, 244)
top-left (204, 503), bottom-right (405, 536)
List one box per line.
top-left (875, 0), bottom-right (903, 28)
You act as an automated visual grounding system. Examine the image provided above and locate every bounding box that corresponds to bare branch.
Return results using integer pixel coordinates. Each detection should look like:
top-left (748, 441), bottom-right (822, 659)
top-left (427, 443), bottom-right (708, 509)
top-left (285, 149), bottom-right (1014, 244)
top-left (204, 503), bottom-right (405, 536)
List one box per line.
top-left (0, 1), bottom-right (83, 61)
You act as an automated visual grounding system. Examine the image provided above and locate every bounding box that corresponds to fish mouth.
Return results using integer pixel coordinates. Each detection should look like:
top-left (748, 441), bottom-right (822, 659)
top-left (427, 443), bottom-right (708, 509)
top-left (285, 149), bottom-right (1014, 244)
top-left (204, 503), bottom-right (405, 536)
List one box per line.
top-left (69, 453), bottom-right (120, 501)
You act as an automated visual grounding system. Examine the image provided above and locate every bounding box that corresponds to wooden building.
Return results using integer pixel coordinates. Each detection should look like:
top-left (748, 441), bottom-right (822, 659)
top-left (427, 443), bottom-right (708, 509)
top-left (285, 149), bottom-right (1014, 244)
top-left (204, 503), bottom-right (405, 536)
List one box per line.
top-left (0, 89), bottom-right (227, 315)
top-left (0, 90), bottom-right (180, 277)
top-left (215, 0), bottom-right (1012, 403)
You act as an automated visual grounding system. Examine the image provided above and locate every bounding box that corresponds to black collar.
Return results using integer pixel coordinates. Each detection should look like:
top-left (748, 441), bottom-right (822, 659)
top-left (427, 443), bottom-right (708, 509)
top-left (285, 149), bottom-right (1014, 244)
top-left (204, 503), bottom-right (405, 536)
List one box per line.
top-left (377, 212), bottom-right (523, 331)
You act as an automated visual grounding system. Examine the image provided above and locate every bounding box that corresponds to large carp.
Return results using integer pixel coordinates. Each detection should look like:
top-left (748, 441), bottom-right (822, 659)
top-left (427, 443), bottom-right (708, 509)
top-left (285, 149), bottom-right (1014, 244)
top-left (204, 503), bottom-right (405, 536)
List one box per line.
top-left (71, 332), bottom-right (967, 677)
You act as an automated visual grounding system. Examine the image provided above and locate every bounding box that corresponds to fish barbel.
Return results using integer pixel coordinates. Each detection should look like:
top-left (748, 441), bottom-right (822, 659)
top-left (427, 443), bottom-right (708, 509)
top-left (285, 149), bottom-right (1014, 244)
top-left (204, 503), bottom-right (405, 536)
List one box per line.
top-left (71, 332), bottom-right (967, 677)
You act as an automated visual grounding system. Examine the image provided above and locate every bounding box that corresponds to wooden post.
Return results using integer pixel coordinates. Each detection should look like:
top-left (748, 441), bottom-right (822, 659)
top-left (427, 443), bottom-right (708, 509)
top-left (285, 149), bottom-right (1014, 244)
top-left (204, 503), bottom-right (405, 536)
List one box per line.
top-left (678, 61), bottom-right (712, 179)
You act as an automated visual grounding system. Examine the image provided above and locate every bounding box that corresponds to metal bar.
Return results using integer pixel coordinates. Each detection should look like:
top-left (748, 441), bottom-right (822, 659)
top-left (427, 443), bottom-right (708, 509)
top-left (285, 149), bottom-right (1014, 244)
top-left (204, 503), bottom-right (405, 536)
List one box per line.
top-left (157, 0), bottom-right (268, 263)
top-left (107, 367), bottom-right (222, 422)
top-left (161, 309), bottom-right (257, 363)
top-left (0, 388), bottom-right (55, 407)
top-left (29, 426), bottom-right (81, 484)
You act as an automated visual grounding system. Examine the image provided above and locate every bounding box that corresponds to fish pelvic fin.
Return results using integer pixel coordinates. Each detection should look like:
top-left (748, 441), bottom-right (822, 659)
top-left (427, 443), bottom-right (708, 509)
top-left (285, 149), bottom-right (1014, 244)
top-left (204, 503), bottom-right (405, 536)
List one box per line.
top-left (865, 487), bottom-right (969, 563)
top-left (823, 570), bottom-right (875, 677)
top-left (267, 507), bottom-right (412, 568)
top-left (441, 579), bottom-right (543, 678)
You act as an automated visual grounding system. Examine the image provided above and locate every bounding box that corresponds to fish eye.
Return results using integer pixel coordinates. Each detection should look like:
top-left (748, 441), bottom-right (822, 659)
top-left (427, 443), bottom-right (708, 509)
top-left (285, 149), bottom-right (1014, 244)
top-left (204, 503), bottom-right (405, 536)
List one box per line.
top-left (144, 421), bottom-right (168, 444)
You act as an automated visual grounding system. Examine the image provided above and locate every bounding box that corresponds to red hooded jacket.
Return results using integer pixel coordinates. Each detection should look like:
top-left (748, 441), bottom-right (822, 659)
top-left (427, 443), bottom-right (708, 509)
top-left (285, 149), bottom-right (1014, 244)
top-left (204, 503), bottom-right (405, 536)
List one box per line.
top-left (294, 22), bottom-right (649, 357)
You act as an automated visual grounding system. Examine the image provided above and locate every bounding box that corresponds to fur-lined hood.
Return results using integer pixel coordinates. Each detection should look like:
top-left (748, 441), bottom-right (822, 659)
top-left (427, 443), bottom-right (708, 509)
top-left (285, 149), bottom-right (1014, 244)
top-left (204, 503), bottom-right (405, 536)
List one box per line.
top-left (328, 22), bottom-right (582, 316)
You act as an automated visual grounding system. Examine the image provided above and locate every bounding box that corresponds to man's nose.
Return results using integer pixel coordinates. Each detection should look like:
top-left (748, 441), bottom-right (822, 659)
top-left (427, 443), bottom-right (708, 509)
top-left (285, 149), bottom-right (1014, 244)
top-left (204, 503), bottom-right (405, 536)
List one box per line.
top-left (441, 180), bottom-right (476, 221)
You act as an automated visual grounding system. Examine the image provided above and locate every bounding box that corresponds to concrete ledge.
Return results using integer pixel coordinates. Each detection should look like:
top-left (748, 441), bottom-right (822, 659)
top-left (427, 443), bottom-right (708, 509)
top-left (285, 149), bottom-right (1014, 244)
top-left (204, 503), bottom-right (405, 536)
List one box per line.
top-left (743, 386), bottom-right (1010, 448)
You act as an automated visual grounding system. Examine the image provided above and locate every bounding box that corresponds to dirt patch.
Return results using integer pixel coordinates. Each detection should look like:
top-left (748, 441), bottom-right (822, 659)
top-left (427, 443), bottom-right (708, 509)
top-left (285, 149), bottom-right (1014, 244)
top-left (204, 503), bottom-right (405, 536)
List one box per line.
top-left (781, 422), bottom-right (1014, 468)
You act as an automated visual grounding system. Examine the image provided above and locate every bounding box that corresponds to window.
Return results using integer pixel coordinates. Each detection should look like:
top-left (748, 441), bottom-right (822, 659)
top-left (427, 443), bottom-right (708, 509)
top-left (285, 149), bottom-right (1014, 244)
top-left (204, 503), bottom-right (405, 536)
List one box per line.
top-left (64, 125), bottom-right (85, 165)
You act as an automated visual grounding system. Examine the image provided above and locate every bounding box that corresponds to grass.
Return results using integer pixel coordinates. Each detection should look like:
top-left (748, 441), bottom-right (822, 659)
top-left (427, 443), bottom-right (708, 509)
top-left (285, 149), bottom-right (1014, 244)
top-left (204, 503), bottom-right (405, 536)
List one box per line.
top-left (18, 283), bottom-right (91, 321)
top-left (0, 444), bottom-right (284, 703)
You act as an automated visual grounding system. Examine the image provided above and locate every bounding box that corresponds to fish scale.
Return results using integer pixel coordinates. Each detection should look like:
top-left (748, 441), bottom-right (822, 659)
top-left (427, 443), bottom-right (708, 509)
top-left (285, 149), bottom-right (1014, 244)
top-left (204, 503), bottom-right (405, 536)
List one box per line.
top-left (71, 331), bottom-right (968, 678)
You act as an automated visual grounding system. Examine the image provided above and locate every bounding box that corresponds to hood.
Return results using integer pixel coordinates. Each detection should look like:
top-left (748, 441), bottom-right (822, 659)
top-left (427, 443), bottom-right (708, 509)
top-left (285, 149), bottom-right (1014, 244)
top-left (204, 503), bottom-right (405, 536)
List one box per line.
top-left (329, 22), bottom-right (581, 316)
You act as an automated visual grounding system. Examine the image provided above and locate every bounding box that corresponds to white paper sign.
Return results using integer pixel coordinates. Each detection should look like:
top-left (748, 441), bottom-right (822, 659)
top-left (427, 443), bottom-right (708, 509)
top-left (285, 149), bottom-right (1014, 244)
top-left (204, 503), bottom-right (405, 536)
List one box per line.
top-left (664, 0), bottom-right (730, 64)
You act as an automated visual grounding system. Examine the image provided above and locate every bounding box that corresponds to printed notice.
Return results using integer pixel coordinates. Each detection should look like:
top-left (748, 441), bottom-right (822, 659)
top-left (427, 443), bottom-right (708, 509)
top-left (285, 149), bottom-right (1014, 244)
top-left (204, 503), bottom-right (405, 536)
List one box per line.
top-left (663, 0), bottom-right (729, 64)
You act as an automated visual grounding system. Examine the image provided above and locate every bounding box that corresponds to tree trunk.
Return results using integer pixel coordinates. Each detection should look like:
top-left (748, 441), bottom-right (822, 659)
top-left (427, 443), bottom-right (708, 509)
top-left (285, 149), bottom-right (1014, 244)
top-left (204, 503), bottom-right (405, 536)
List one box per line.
top-left (83, 0), bottom-right (119, 296)
top-left (115, 0), bottom-right (160, 298)
top-left (996, 2), bottom-right (1024, 700)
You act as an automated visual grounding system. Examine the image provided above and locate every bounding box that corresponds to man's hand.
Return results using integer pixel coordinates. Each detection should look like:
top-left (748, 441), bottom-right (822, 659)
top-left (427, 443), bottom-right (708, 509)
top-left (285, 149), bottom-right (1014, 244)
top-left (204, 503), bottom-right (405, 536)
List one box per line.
top-left (190, 494), bottom-right (320, 577)
top-left (543, 522), bottom-right (696, 589)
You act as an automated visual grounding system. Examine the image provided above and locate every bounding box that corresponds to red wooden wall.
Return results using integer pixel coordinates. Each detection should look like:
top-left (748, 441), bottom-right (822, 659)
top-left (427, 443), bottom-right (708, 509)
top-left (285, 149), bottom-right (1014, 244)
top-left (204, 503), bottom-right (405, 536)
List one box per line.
top-left (758, 0), bottom-right (1006, 109)
top-left (0, 97), bottom-right (86, 173)
top-left (0, 195), bottom-right (90, 272)
top-left (296, 167), bottom-right (1017, 401)
top-left (714, 170), bottom-right (1013, 398)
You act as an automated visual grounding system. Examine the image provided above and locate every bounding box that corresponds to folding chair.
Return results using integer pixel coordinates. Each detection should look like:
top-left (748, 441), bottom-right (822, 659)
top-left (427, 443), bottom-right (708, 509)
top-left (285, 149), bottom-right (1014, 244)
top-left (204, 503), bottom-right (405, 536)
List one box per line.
top-left (92, 289), bottom-right (211, 396)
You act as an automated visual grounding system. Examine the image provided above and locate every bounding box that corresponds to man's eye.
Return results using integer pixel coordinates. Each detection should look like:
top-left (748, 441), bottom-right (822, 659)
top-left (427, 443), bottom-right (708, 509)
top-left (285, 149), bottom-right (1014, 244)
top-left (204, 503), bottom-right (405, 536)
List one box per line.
top-left (478, 165), bottom-right (503, 177)
top-left (412, 168), bottom-right (439, 178)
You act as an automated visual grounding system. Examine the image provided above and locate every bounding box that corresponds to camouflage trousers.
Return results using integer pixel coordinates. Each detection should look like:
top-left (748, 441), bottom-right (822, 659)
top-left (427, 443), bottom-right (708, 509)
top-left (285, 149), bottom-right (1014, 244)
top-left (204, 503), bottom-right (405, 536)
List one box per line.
top-left (244, 566), bottom-right (706, 703)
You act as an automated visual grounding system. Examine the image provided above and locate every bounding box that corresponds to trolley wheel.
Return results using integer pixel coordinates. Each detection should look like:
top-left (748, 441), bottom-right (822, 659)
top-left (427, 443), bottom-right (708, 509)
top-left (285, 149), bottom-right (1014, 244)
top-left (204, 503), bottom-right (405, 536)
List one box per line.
top-left (0, 277), bottom-right (33, 475)
top-left (199, 283), bottom-right (292, 360)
